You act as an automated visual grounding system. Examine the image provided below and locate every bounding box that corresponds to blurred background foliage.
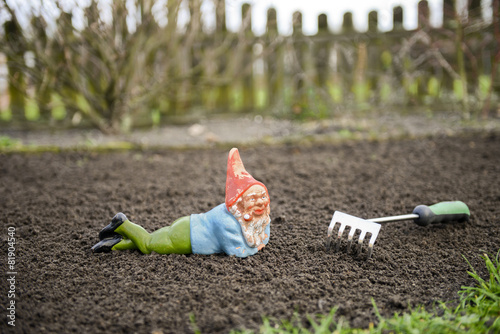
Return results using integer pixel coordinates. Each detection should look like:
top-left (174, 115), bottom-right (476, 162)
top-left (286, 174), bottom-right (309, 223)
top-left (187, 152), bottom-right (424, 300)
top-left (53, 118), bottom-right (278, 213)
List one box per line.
top-left (0, 0), bottom-right (499, 134)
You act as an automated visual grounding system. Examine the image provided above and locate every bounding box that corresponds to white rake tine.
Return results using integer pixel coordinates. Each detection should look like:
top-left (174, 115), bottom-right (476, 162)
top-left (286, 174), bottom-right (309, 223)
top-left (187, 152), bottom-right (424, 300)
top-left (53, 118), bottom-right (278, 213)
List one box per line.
top-left (326, 235), bottom-right (332, 251)
top-left (326, 219), bottom-right (336, 251)
top-left (357, 230), bottom-right (367, 254)
top-left (346, 227), bottom-right (356, 253)
top-left (326, 224), bottom-right (334, 251)
top-left (336, 223), bottom-right (347, 251)
top-left (327, 216), bottom-right (337, 235)
top-left (367, 244), bottom-right (374, 259)
top-left (366, 222), bottom-right (381, 259)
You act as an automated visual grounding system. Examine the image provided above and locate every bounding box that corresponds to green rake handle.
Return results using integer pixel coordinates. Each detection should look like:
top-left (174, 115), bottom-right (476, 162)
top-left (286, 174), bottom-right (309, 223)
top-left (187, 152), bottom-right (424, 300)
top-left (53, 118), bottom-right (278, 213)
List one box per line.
top-left (412, 201), bottom-right (470, 226)
top-left (369, 201), bottom-right (470, 226)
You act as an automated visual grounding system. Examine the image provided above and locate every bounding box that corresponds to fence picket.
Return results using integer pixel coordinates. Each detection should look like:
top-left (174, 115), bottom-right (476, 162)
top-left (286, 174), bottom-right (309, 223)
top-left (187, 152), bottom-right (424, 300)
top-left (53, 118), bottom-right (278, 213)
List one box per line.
top-left (0, 0), bottom-right (498, 129)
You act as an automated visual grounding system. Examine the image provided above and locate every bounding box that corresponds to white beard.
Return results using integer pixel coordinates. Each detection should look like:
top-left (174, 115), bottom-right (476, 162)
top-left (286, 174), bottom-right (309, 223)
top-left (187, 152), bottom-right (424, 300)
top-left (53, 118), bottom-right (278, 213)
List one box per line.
top-left (230, 204), bottom-right (270, 248)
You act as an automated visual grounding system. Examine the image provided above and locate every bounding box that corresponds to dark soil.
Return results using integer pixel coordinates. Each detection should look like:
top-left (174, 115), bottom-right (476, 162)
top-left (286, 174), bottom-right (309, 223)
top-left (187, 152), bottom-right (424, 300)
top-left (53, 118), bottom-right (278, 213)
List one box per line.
top-left (1, 133), bottom-right (499, 333)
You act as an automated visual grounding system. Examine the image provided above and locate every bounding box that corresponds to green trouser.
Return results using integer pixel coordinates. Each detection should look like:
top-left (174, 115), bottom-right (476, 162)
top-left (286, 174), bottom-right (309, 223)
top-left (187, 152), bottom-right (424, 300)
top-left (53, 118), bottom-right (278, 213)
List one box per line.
top-left (112, 216), bottom-right (192, 254)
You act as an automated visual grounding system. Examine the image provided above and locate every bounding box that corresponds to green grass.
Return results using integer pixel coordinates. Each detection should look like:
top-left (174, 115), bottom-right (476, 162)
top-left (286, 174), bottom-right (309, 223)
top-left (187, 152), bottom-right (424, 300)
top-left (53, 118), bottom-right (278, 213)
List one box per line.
top-left (231, 250), bottom-right (500, 334)
top-left (0, 135), bottom-right (22, 149)
top-left (457, 252), bottom-right (500, 331)
top-left (0, 135), bottom-right (138, 154)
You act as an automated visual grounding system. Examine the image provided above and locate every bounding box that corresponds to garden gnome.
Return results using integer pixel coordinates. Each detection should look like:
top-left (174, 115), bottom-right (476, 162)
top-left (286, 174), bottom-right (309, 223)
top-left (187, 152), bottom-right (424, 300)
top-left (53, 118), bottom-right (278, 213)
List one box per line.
top-left (91, 148), bottom-right (270, 257)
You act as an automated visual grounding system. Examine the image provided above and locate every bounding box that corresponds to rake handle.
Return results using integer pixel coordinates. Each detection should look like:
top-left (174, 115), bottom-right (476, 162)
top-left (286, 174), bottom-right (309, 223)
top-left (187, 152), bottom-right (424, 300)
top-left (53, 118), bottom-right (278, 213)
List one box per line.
top-left (412, 201), bottom-right (470, 226)
top-left (369, 201), bottom-right (470, 226)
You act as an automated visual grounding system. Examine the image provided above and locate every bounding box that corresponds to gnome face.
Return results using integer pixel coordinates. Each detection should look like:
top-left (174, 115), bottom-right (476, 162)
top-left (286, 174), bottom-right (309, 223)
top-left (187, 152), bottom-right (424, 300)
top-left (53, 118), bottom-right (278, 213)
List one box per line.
top-left (239, 185), bottom-right (270, 220)
top-left (230, 185), bottom-right (270, 248)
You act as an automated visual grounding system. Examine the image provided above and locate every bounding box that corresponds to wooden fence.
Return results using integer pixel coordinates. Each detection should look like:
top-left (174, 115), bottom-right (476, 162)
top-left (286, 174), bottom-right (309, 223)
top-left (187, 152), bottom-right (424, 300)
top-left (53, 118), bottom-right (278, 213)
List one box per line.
top-left (0, 0), bottom-right (498, 132)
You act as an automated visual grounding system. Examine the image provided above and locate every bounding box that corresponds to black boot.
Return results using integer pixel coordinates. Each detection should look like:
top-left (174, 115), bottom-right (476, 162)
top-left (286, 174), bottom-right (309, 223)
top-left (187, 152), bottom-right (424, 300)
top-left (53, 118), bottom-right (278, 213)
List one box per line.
top-left (99, 212), bottom-right (128, 240)
top-left (91, 234), bottom-right (123, 253)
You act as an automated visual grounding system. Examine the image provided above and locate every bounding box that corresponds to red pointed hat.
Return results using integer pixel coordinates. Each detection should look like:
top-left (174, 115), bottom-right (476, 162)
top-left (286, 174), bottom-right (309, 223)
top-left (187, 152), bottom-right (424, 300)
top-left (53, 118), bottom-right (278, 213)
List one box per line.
top-left (225, 148), bottom-right (268, 209)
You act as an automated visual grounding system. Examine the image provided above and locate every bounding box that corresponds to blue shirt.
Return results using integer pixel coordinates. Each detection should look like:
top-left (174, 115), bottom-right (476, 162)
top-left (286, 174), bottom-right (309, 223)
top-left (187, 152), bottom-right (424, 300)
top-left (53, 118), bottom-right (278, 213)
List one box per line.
top-left (190, 203), bottom-right (270, 258)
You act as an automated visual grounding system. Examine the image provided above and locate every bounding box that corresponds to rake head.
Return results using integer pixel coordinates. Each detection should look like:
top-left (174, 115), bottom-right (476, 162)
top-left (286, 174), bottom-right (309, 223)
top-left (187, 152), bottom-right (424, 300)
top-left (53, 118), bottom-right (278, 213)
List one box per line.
top-left (326, 211), bottom-right (381, 259)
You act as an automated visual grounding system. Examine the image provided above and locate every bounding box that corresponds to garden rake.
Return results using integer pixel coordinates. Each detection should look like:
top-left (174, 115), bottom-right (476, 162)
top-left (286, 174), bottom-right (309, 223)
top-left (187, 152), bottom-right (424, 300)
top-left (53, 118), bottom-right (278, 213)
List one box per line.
top-left (325, 201), bottom-right (470, 259)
